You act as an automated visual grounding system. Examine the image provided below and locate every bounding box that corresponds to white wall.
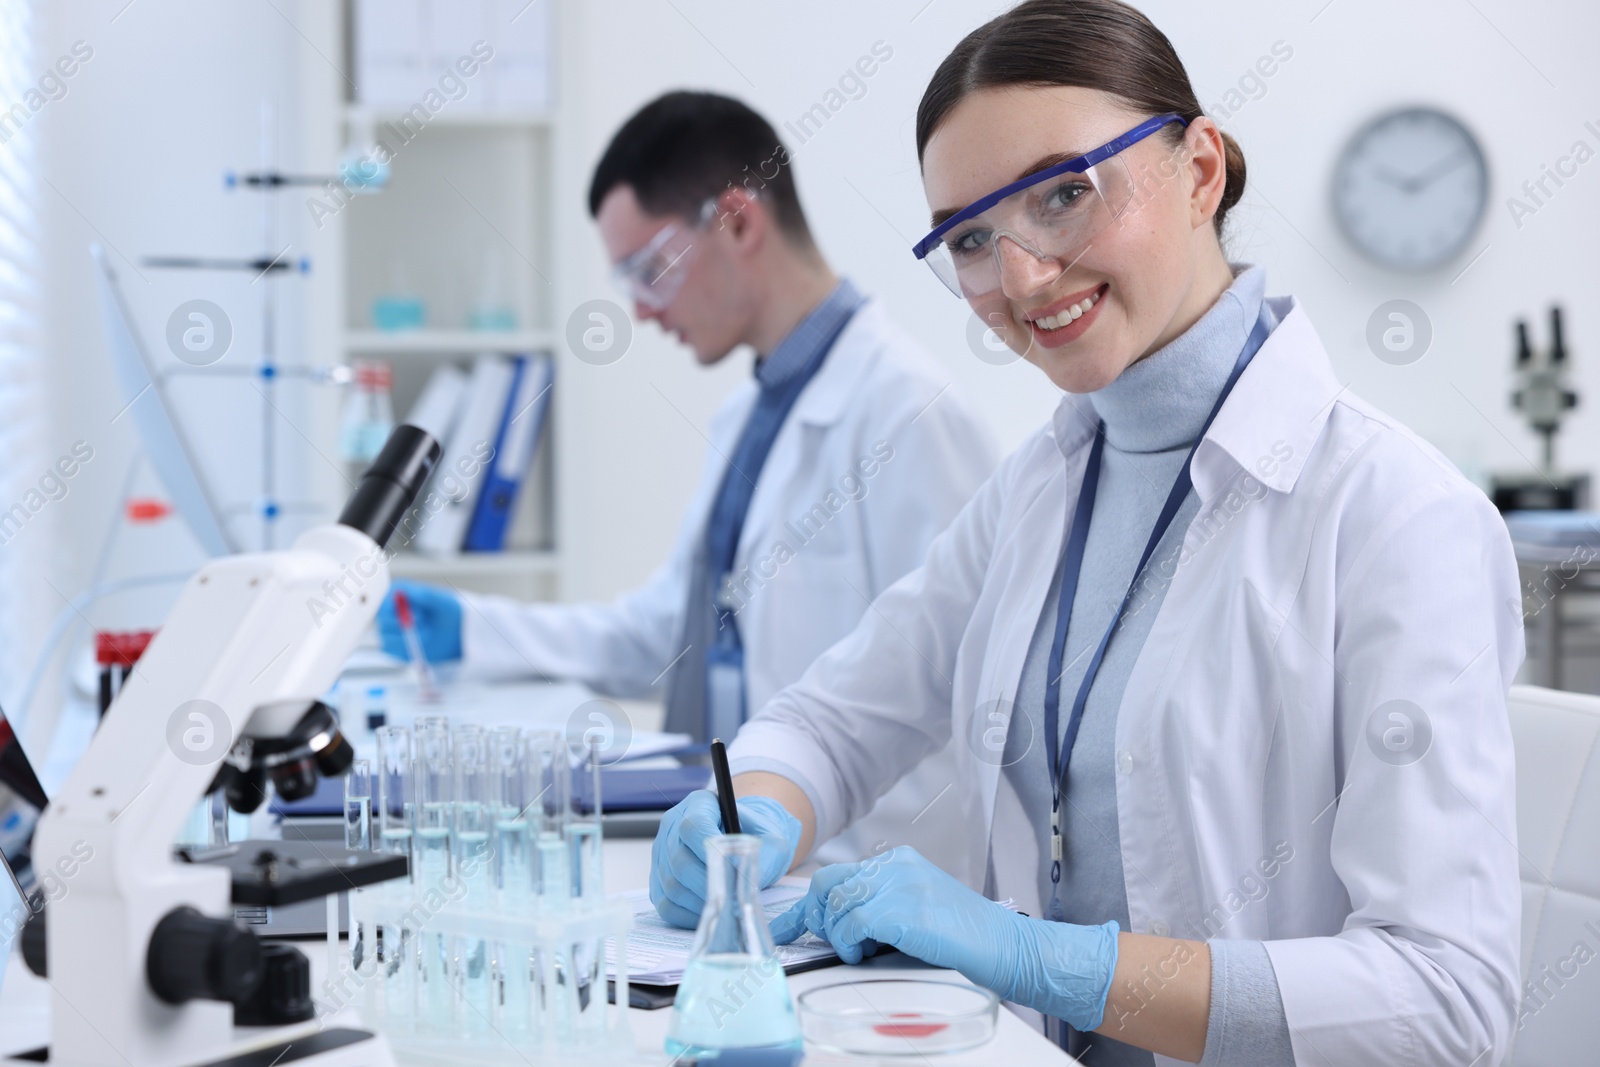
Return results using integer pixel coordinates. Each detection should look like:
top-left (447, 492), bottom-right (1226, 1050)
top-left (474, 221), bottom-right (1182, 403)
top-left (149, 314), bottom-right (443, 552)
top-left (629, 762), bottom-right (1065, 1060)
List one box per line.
top-left (29, 0), bottom-right (1600, 625)
top-left (37, 0), bottom-right (341, 588)
top-left (551, 0), bottom-right (1600, 604)
top-left (23, 0), bottom-right (335, 741)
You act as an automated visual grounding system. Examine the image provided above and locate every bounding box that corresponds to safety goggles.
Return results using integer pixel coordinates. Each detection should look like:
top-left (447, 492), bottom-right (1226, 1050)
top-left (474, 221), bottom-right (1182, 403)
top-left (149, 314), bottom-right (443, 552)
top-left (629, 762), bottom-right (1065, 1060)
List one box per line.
top-left (610, 197), bottom-right (722, 310)
top-left (912, 113), bottom-right (1189, 298)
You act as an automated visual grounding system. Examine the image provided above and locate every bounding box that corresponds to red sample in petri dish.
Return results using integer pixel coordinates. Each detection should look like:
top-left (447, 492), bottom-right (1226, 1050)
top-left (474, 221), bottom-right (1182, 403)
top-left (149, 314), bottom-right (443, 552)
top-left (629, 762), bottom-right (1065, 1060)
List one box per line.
top-left (872, 1013), bottom-right (950, 1039)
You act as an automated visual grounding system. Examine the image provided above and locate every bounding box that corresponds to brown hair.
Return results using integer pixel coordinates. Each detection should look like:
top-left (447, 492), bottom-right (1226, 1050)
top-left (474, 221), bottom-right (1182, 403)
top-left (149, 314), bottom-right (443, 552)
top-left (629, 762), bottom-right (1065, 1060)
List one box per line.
top-left (916, 0), bottom-right (1246, 235)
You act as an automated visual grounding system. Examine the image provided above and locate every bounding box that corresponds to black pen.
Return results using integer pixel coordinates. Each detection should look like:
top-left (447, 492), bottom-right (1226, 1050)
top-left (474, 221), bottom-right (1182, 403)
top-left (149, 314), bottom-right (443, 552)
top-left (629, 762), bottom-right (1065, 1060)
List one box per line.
top-left (710, 737), bottom-right (741, 834)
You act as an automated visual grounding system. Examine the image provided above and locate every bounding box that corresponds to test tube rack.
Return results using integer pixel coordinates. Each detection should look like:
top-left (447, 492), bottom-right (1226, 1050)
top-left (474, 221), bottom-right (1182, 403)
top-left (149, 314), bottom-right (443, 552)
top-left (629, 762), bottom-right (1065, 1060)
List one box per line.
top-left (352, 885), bottom-right (637, 1065)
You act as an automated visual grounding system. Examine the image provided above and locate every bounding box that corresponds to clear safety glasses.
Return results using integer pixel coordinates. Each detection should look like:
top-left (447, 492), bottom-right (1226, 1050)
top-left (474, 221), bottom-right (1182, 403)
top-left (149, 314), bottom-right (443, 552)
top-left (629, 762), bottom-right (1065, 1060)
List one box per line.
top-left (610, 197), bottom-right (722, 310)
top-left (912, 113), bottom-right (1189, 299)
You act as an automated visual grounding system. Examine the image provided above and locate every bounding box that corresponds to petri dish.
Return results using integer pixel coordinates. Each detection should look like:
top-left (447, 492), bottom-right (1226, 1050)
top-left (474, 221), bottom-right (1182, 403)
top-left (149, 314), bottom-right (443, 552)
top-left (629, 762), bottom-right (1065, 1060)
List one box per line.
top-left (797, 978), bottom-right (1000, 1056)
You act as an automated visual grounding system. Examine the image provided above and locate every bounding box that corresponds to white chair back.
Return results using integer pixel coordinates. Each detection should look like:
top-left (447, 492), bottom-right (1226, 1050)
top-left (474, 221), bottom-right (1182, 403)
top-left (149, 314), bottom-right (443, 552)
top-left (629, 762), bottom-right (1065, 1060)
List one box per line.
top-left (1505, 684), bottom-right (1600, 1066)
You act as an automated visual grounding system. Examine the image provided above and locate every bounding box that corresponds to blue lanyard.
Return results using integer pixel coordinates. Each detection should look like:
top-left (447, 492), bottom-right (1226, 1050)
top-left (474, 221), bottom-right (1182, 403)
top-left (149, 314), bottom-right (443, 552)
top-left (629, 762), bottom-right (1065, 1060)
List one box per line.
top-left (700, 302), bottom-right (862, 741)
top-left (1042, 307), bottom-right (1272, 885)
top-left (706, 303), bottom-right (861, 650)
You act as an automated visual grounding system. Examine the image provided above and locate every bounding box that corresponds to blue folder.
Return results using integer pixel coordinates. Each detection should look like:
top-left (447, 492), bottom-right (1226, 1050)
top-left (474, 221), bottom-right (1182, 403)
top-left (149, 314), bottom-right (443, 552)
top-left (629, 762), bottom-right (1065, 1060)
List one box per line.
top-left (464, 354), bottom-right (554, 552)
top-left (571, 764), bottom-right (708, 815)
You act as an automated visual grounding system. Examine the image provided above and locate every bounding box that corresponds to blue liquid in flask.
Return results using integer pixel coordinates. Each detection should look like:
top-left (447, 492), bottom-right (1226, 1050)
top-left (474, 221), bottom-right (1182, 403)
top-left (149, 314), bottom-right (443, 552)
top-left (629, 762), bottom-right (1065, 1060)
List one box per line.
top-left (665, 834), bottom-right (802, 1058)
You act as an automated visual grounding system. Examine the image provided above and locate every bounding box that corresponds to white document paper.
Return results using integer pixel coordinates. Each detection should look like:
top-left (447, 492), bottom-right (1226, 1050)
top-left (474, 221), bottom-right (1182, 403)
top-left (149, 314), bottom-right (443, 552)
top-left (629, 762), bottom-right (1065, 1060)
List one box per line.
top-left (607, 883), bottom-right (836, 986)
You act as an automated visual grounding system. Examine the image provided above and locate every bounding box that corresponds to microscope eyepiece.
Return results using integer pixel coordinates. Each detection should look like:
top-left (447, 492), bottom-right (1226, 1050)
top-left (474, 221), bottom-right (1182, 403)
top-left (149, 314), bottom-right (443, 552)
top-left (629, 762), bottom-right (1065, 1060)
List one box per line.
top-left (338, 423), bottom-right (441, 550)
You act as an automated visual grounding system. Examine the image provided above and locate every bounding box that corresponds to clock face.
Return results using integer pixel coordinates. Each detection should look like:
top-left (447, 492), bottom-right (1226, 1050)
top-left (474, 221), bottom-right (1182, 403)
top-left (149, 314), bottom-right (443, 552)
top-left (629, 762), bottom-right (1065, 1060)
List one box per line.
top-left (1333, 108), bottom-right (1488, 271)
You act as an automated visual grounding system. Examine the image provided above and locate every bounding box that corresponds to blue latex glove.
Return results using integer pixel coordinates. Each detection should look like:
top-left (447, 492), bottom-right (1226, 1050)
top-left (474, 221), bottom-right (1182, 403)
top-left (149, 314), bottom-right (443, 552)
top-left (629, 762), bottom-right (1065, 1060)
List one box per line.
top-left (376, 579), bottom-right (463, 663)
top-left (770, 846), bottom-right (1120, 1033)
top-left (650, 790), bottom-right (802, 929)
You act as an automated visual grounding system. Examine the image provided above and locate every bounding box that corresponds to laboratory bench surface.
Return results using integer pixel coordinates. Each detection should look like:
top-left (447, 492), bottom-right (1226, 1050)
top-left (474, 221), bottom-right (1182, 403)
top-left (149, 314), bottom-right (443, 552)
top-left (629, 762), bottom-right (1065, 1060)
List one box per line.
top-left (0, 837), bottom-right (1076, 1065)
top-left (8, 679), bottom-right (1072, 1063)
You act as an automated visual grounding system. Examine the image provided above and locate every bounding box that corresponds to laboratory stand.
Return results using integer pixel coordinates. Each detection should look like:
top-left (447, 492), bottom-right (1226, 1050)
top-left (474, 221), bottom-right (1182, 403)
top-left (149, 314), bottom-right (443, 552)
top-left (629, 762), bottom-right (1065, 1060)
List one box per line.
top-left (348, 722), bottom-right (634, 1063)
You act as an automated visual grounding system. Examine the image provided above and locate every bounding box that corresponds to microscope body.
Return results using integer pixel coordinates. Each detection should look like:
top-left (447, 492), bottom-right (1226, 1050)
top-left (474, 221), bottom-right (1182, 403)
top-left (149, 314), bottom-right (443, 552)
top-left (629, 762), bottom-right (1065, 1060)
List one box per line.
top-left (30, 523), bottom-right (389, 1067)
top-left (1494, 306), bottom-right (1585, 511)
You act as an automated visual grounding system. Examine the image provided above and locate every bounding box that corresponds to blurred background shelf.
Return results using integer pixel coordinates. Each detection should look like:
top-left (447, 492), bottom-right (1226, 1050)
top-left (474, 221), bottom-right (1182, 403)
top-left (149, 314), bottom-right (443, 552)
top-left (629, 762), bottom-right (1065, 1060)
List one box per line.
top-left (345, 106), bottom-right (557, 130)
top-left (344, 329), bottom-right (556, 353)
top-left (388, 549), bottom-right (562, 600)
top-left (314, 0), bottom-right (566, 602)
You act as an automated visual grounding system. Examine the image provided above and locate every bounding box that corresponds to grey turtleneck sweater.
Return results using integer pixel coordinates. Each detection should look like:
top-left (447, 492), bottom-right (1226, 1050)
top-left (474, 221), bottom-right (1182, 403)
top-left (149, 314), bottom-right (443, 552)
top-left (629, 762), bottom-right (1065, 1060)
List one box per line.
top-left (1000, 265), bottom-right (1294, 1066)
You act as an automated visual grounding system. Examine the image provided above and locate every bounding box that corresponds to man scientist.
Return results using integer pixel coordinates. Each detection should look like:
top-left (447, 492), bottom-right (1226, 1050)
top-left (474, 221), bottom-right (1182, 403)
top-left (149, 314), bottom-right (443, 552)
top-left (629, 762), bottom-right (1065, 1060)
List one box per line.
top-left (379, 91), bottom-right (997, 866)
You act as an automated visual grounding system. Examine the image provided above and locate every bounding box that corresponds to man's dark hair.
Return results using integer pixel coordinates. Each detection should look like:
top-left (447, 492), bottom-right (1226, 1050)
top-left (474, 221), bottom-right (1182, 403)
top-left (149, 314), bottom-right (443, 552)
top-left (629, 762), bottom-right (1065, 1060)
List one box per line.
top-left (587, 91), bottom-right (811, 243)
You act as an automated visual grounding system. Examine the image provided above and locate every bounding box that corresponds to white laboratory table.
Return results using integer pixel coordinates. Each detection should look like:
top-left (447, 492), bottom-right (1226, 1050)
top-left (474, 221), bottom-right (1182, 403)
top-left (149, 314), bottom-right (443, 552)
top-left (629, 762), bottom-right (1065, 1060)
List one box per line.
top-left (4, 677), bottom-right (1074, 1063)
top-left (0, 837), bottom-right (1074, 1065)
top-left (3, 838), bottom-right (1075, 1062)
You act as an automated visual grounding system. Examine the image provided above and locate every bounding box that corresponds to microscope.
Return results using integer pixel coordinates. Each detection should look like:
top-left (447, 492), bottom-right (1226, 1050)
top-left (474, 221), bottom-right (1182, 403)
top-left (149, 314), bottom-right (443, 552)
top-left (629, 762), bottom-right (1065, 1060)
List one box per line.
top-left (7, 425), bottom-right (439, 1067)
top-left (1492, 305), bottom-right (1587, 511)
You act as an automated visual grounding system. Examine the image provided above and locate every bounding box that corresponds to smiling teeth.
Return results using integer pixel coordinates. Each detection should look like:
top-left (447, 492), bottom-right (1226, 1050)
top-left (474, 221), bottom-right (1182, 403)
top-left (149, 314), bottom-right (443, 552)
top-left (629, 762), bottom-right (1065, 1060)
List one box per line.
top-left (1034, 288), bottom-right (1102, 331)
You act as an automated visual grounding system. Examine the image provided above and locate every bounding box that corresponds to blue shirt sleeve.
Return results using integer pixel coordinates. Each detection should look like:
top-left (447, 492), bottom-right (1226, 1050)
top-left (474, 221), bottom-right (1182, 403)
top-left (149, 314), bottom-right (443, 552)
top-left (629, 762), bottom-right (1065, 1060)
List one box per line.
top-left (1200, 939), bottom-right (1296, 1067)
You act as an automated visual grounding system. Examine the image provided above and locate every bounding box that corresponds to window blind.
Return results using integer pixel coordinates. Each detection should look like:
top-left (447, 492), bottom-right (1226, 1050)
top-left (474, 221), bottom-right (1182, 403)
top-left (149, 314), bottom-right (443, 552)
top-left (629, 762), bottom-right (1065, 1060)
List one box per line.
top-left (0, 0), bottom-right (51, 721)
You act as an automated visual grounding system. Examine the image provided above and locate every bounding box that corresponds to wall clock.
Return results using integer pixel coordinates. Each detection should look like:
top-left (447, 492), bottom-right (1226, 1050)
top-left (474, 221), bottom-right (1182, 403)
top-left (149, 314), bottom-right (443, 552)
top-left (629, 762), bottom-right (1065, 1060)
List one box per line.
top-left (1332, 107), bottom-right (1488, 271)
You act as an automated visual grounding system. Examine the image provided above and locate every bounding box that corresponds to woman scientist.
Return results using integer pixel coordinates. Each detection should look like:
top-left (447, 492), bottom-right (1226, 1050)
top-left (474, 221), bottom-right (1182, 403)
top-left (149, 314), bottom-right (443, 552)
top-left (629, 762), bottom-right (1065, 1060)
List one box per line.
top-left (649, 1), bottom-right (1524, 1063)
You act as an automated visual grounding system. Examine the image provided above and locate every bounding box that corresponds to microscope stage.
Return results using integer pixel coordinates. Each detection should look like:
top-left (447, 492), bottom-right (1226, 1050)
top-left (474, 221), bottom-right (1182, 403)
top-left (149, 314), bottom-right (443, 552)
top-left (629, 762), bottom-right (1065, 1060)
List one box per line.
top-left (178, 840), bottom-right (409, 907)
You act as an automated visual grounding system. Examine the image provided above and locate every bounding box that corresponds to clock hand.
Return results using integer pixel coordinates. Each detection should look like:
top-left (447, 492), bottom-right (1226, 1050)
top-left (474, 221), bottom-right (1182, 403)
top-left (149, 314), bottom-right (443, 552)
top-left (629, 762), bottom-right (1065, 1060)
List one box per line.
top-left (1405, 148), bottom-right (1472, 192)
top-left (1371, 165), bottom-right (1414, 189)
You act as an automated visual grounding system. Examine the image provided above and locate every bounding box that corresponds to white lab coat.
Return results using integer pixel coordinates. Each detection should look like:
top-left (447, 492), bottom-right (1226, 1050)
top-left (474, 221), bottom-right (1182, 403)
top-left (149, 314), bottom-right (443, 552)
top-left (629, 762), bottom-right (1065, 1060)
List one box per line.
top-left (460, 299), bottom-right (999, 867)
top-left (730, 296), bottom-right (1525, 1066)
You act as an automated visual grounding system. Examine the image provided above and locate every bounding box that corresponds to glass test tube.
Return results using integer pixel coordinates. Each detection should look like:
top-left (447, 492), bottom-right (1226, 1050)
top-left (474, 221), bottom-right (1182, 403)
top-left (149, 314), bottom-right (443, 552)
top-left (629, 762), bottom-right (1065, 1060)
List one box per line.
top-left (345, 758), bottom-right (373, 850)
top-left (208, 789), bottom-right (231, 847)
top-left (376, 726), bottom-right (415, 859)
top-left (415, 720), bottom-right (454, 879)
top-left (530, 730), bottom-right (571, 907)
top-left (453, 726), bottom-right (492, 888)
top-left (567, 737), bottom-right (604, 907)
top-left (414, 721), bottom-right (454, 1034)
top-left (374, 726), bottom-right (415, 1026)
top-left (529, 731), bottom-right (575, 1043)
top-left (343, 760), bottom-right (373, 982)
top-left (416, 714), bottom-right (451, 744)
top-left (492, 726), bottom-right (534, 905)
top-left (491, 726), bottom-right (535, 1038)
top-left (567, 737), bottom-right (606, 1041)
top-left (453, 725), bottom-right (494, 1034)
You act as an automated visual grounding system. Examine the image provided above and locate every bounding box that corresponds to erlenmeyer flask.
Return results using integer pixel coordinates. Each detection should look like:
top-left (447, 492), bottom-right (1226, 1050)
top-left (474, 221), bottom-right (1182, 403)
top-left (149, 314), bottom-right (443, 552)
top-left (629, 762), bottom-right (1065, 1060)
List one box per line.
top-left (665, 833), bottom-right (803, 1057)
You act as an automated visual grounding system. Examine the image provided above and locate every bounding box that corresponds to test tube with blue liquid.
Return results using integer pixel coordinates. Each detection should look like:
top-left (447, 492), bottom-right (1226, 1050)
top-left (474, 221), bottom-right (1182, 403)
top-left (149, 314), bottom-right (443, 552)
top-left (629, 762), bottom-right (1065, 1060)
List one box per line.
top-left (531, 730), bottom-right (571, 907)
top-left (452, 725), bottom-right (494, 1034)
top-left (492, 726), bottom-right (535, 904)
top-left (567, 737), bottom-right (604, 907)
top-left (566, 737), bottom-right (606, 1042)
top-left (414, 719), bottom-right (454, 1033)
top-left (491, 726), bottom-right (535, 1038)
top-left (376, 725), bottom-right (415, 858)
top-left (528, 730), bottom-right (574, 1040)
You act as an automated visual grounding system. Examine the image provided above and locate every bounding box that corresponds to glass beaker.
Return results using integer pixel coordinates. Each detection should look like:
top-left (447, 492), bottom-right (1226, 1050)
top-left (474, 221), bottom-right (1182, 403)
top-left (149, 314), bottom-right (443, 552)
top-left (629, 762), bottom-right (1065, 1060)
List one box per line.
top-left (665, 834), bottom-right (802, 1058)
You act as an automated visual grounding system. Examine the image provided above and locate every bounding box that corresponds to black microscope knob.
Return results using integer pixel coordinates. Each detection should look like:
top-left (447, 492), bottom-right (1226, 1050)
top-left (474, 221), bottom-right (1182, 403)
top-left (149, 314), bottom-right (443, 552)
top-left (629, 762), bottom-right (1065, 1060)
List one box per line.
top-left (146, 907), bottom-right (264, 1005)
top-left (219, 761), bottom-right (271, 814)
top-left (233, 943), bottom-right (314, 1026)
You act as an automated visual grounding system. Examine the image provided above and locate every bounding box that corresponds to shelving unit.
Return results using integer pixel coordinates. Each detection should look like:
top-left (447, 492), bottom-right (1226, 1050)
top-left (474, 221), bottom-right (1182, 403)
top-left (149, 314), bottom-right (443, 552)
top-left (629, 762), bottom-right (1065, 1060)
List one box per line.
top-left (343, 329), bottom-right (556, 354)
top-left (389, 548), bottom-right (562, 580)
top-left (357, 109), bottom-right (558, 129)
top-left (300, 0), bottom-right (571, 603)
